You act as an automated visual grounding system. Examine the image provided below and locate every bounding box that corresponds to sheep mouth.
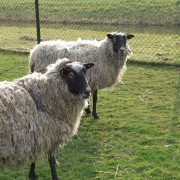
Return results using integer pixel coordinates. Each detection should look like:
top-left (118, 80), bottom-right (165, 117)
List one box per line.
top-left (114, 46), bottom-right (126, 54)
top-left (81, 92), bottom-right (91, 99)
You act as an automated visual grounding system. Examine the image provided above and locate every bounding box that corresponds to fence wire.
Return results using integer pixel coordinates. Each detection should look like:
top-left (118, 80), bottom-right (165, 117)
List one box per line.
top-left (0, 0), bottom-right (179, 64)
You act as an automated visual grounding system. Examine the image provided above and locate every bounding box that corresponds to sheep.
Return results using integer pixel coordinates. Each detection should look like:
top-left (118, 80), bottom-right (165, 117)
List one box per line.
top-left (29, 32), bottom-right (134, 119)
top-left (0, 58), bottom-right (94, 180)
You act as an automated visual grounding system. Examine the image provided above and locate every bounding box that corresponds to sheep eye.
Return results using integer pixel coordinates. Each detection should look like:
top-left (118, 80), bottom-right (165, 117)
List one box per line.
top-left (68, 72), bottom-right (75, 79)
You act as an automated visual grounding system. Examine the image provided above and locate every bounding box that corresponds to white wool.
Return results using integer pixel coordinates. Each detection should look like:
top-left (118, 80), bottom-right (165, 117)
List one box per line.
top-left (29, 32), bottom-right (132, 92)
top-left (0, 58), bottom-right (87, 167)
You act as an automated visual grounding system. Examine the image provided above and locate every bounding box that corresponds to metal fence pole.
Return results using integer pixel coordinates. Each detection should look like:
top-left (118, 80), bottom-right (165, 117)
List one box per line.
top-left (35, 0), bottom-right (41, 44)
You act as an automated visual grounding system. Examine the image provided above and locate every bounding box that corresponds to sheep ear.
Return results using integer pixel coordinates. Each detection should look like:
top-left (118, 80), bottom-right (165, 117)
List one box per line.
top-left (60, 67), bottom-right (68, 76)
top-left (127, 34), bottom-right (135, 39)
top-left (107, 34), bottom-right (113, 40)
top-left (83, 63), bottom-right (95, 70)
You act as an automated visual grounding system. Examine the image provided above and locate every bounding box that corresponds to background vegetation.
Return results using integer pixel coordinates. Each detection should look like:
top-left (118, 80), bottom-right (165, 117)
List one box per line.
top-left (0, 0), bottom-right (179, 64)
top-left (0, 0), bottom-right (180, 179)
top-left (0, 0), bottom-right (179, 25)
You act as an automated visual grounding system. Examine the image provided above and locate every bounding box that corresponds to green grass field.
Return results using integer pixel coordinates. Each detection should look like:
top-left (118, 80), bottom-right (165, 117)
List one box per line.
top-left (0, 51), bottom-right (179, 179)
top-left (0, 24), bottom-right (179, 65)
top-left (0, 0), bottom-right (180, 179)
top-left (0, 0), bottom-right (179, 26)
top-left (0, 0), bottom-right (179, 64)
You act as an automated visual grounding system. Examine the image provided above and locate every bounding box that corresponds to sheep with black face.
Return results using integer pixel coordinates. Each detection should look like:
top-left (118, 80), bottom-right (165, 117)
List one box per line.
top-left (0, 58), bottom-right (94, 180)
top-left (29, 32), bottom-right (134, 119)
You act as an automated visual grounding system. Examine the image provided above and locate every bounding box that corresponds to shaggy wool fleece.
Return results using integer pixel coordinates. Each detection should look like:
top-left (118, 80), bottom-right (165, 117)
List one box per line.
top-left (29, 32), bottom-right (132, 92)
top-left (0, 59), bottom-right (87, 167)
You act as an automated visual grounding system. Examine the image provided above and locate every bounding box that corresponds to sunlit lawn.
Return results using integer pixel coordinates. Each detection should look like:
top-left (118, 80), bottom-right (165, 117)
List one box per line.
top-left (0, 51), bottom-right (179, 179)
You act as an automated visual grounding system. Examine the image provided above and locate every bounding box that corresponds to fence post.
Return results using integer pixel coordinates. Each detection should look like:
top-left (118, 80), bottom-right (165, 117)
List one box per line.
top-left (35, 0), bottom-right (41, 44)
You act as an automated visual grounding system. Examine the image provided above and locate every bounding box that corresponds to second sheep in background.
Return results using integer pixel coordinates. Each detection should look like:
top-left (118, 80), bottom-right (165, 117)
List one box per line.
top-left (29, 32), bottom-right (134, 119)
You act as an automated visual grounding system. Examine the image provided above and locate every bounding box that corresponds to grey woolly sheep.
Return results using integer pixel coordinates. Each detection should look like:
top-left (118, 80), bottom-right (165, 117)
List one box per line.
top-left (0, 58), bottom-right (94, 180)
top-left (29, 32), bottom-right (135, 119)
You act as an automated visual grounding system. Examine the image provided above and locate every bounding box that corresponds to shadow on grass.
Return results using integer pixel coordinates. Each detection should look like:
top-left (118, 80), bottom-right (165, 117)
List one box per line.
top-left (129, 59), bottom-right (180, 69)
top-left (0, 48), bottom-right (29, 55)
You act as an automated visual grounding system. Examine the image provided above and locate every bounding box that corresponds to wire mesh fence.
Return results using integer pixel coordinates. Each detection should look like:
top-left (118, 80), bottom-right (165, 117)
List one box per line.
top-left (0, 0), bottom-right (179, 64)
top-left (0, 2), bottom-right (180, 179)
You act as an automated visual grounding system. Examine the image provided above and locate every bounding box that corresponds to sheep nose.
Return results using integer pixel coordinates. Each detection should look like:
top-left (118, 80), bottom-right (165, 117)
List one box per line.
top-left (82, 89), bottom-right (91, 99)
top-left (120, 47), bottom-right (125, 52)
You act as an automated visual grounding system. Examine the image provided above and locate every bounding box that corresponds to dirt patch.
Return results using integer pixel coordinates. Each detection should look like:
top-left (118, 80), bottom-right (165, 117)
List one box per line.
top-left (20, 36), bottom-right (36, 41)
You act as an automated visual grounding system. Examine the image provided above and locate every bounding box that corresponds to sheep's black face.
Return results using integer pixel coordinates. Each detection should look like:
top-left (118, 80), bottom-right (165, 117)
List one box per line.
top-left (107, 33), bottom-right (134, 54)
top-left (60, 62), bottom-right (94, 99)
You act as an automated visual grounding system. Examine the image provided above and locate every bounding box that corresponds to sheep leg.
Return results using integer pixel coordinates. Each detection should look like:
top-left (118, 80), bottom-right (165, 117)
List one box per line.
top-left (92, 90), bottom-right (99, 119)
top-left (85, 98), bottom-right (91, 114)
top-left (28, 162), bottom-right (38, 180)
top-left (48, 153), bottom-right (59, 180)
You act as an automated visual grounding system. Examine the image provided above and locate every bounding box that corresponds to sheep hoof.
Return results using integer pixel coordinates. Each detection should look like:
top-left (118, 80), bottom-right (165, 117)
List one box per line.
top-left (28, 174), bottom-right (38, 180)
top-left (93, 113), bottom-right (99, 120)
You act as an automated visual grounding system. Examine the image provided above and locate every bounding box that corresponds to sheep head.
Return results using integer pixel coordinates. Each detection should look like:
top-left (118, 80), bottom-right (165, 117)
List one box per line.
top-left (60, 60), bottom-right (94, 99)
top-left (107, 32), bottom-right (134, 54)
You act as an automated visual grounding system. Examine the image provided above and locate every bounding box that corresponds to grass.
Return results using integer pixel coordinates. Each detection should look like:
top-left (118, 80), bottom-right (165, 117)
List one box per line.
top-left (39, 0), bottom-right (179, 26)
top-left (0, 23), bottom-right (179, 65)
top-left (0, 0), bottom-right (180, 178)
top-left (0, 0), bottom-right (179, 64)
top-left (0, 51), bottom-right (29, 81)
top-left (0, 0), bottom-right (179, 26)
top-left (0, 51), bottom-right (179, 179)
top-left (0, 24), bottom-right (36, 52)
